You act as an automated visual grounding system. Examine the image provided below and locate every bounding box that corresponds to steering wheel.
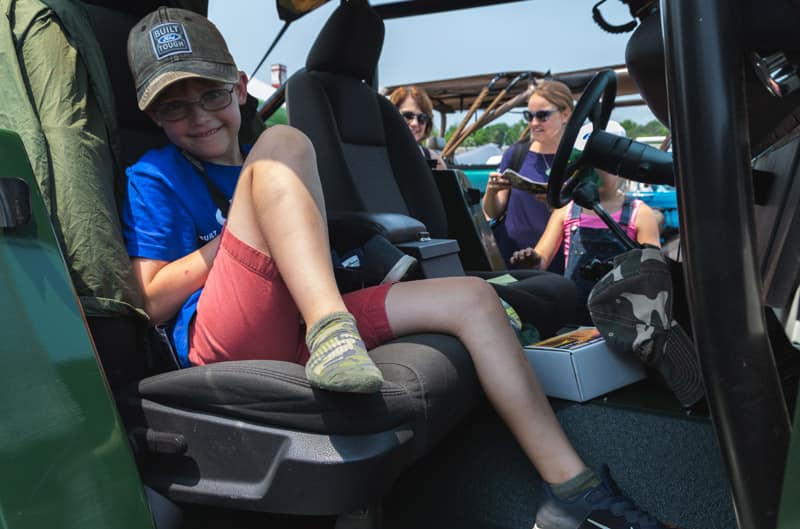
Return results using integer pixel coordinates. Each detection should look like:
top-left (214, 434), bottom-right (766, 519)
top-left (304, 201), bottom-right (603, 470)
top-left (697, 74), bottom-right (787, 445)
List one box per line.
top-left (547, 70), bottom-right (618, 209)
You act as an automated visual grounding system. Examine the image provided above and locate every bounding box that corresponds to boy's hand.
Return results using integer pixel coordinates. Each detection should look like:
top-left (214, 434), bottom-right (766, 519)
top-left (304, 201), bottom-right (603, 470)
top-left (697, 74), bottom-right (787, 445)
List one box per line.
top-left (510, 247), bottom-right (542, 268)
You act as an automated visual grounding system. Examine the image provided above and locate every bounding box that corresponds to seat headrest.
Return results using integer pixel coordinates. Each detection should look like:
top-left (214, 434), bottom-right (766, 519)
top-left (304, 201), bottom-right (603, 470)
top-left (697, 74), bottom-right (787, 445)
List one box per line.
top-left (85, 5), bottom-right (156, 132)
top-left (305, 0), bottom-right (384, 84)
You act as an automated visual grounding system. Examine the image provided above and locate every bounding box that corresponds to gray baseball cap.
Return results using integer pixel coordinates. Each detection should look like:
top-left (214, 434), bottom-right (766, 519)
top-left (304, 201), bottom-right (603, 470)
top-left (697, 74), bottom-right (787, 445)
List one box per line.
top-left (588, 247), bottom-right (705, 407)
top-left (127, 7), bottom-right (239, 110)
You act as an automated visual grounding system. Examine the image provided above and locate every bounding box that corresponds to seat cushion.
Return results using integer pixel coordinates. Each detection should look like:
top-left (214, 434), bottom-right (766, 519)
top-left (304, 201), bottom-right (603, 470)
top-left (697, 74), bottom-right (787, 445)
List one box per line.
top-left (133, 333), bottom-right (479, 444)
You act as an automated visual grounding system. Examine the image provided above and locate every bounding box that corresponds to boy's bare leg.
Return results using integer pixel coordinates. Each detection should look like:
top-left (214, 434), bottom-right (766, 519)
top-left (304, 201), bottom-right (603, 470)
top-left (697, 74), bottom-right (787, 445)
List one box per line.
top-left (226, 125), bottom-right (341, 323)
top-left (385, 276), bottom-right (586, 484)
top-left (226, 125), bottom-right (382, 393)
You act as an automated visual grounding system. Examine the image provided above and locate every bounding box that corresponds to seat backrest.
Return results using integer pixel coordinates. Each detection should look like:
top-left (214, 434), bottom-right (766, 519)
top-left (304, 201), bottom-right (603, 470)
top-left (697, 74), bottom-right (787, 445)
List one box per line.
top-left (85, 4), bottom-right (168, 168)
top-left (285, 0), bottom-right (450, 238)
top-left (82, 3), bottom-right (273, 387)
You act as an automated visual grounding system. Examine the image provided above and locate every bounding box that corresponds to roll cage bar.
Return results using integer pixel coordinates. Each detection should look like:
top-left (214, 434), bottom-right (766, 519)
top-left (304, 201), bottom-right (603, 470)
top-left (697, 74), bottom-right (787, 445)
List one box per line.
top-left (371, 0), bottom-right (531, 19)
top-left (663, 1), bottom-right (795, 528)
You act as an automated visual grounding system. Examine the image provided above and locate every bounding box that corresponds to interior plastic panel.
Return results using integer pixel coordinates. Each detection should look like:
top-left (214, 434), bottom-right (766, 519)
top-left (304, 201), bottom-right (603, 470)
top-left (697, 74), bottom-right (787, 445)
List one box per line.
top-left (753, 136), bottom-right (800, 312)
top-left (127, 399), bottom-right (416, 515)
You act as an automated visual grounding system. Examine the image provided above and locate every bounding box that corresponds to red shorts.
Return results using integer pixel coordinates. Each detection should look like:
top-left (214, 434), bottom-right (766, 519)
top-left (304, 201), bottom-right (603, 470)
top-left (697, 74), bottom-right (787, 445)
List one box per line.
top-left (188, 228), bottom-right (395, 366)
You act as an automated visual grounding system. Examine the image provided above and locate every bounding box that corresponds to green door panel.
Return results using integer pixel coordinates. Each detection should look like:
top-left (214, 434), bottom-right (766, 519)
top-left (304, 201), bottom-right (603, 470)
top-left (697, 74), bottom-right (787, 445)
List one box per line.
top-left (778, 383), bottom-right (800, 529)
top-left (0, 129), bottom-right (155, 529)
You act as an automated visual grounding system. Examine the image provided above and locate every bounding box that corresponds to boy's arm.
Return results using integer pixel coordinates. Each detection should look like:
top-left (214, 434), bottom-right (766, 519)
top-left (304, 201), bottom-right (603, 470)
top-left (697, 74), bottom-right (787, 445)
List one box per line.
top-left (132, 236), bottom-right (221, 325)
top-left (634, 203), bottom-right (662, 248)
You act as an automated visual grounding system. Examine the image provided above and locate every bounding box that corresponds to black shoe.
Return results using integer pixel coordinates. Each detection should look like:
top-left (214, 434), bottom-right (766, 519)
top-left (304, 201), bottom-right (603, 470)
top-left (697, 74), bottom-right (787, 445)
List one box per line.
top-left (534, 465), bottom-right (670, 529)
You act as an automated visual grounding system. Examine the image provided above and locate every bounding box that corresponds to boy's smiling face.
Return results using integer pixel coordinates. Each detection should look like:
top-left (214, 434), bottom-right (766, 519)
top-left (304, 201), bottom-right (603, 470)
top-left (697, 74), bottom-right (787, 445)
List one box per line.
top-left (148, 73), bottom-right (248, 165)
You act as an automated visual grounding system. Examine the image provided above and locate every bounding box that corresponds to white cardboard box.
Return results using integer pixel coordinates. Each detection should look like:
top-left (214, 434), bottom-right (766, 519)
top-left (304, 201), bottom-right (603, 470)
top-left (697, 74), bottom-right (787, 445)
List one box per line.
top-left (524, 327), bottom-right (646, 402)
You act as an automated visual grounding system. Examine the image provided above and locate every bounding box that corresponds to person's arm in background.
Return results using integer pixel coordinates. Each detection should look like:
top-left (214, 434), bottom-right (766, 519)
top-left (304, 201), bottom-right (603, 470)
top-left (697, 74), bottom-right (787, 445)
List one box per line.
top-left (482, 172), bottom-right (511, 220)
top-left (634, 202), bottom-right (662, 247)
top-left (510, 205), bottom-right (567, 269)
top-left (481, 147), bottom-right (515, 221)
top-left (429, 149), bottom-right (448, 170)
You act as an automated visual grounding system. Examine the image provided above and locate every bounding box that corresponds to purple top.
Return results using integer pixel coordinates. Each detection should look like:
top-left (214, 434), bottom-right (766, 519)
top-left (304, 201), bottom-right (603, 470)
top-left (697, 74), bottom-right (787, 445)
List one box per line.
top-left (493, 148), bottom-right (563, 271)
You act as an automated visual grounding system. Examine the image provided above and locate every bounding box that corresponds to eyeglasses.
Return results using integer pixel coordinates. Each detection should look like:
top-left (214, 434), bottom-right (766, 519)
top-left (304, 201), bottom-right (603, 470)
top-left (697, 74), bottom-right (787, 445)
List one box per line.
top-left (154, 87), bottom-right (236, 122)
top-left (401, 111), bottom-right (431, 125)
top-left (523, 109), bottom-right (559, 122)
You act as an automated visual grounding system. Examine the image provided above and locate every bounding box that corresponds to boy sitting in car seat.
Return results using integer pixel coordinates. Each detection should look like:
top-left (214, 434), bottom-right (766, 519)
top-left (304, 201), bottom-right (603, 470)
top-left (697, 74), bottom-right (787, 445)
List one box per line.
top-left (121, 8), bottom-right (680, 529)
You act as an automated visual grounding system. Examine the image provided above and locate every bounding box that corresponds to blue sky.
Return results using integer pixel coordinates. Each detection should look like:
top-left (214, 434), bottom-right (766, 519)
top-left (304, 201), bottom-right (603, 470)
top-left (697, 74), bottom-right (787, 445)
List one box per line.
top-left (209, 0), bottom-right (657, 124)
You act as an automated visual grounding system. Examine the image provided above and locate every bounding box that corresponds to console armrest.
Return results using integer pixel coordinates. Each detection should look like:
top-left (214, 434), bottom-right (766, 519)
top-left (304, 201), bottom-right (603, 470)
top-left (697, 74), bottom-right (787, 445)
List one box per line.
top-left (328, 212), bottom-right (428, 247)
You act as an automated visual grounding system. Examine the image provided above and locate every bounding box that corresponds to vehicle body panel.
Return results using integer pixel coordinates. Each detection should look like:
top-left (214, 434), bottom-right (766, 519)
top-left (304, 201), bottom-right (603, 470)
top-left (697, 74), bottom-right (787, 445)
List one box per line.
top-left (0, 130), bottom-right (155, 529)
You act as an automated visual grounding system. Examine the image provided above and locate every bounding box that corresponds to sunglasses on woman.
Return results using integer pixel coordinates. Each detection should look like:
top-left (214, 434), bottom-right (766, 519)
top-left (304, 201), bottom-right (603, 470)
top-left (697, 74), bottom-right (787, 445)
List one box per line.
top-left (401, 111), bottom-right (430, 125)
top-left (154, 86), bottom-right (236, 122)
top-left (523, 109), bottom-right (559, 122)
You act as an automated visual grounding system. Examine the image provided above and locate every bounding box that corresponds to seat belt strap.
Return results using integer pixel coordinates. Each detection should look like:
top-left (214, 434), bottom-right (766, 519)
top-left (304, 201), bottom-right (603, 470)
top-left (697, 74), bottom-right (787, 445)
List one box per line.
top-left (618, 195), bottom-right (634, 227)
top-left (179, 149), bottom-right (230, 217)
top-left (509, 140), bottom-right (533, 172)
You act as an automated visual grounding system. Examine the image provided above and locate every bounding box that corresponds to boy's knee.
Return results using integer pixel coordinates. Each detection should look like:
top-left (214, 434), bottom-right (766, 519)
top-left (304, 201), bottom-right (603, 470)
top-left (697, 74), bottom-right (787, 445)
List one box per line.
top-left (460, 276), bottom-right (498, 308)
top-left (254, 124), bottom-right (315, 161)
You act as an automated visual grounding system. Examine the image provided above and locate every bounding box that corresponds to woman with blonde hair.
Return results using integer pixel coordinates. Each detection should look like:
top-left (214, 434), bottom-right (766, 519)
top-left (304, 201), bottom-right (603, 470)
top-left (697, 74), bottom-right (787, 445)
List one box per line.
top-left (482, 80), bottom-right (574, 272)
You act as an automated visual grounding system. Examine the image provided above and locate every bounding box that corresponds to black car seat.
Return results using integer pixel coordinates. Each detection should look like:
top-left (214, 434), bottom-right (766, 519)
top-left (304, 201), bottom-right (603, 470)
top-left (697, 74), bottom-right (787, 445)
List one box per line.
top-left (52, 1), bottom-right (481, 518)
top-left (285, 0), bottom-right (577, 337)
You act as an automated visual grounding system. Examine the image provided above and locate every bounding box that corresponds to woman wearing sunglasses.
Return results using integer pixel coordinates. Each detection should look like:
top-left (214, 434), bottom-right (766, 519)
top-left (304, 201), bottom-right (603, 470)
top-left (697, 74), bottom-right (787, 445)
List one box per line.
top-left (482, 80), bottom-right (574, 272)
top-left (388, 85), bottom-right (447, 170)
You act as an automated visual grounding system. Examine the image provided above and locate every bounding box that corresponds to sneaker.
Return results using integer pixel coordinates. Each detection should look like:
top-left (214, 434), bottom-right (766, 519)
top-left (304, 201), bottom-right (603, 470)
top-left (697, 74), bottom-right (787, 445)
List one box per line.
top-left (534, 465), bottom-right (671, 529)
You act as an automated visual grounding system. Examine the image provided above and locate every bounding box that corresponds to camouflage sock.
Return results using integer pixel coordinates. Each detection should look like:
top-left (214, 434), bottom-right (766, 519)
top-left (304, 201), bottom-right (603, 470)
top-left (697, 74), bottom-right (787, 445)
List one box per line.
top-left (500, 298), bottom-right (523, 332)
top-left (305, 311), bottom-right (383, 393)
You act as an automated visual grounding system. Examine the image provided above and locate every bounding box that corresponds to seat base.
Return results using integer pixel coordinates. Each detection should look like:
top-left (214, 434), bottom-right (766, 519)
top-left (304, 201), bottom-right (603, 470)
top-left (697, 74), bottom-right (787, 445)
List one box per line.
top-left (128, 399), bottom-right (416, 515)
top-left (121, 333), bottom-right (480, 515)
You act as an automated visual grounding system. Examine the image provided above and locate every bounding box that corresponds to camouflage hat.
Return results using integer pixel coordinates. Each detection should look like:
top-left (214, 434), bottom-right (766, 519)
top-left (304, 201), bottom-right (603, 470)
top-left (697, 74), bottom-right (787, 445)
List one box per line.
top-left (127, 7), bottom-right (239, 110)
top-left (588, 247), bottom-right (704, 407)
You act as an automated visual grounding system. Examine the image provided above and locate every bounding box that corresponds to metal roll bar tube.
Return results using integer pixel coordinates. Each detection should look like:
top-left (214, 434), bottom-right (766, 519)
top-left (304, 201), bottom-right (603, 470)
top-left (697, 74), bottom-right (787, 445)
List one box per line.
top-left (661, 1), bottom-right (792, 528)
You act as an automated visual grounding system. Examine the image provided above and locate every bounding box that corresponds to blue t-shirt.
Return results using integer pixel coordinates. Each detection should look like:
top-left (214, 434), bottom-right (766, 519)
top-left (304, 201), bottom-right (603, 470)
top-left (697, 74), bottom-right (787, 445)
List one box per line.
top-left (493, 147), bottom-right (557, 267)
top-left (122, 144), bottom-right (240, 367)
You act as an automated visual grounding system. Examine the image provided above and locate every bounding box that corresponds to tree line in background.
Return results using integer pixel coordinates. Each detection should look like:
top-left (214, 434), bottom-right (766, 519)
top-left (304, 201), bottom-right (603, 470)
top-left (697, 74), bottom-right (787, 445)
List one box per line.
top-left (265, 106), bottom-right (288, 127)
top-left (441, 118), bottom-right (668, 148)
top-left (261, 103), bottom-right (669, 149)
